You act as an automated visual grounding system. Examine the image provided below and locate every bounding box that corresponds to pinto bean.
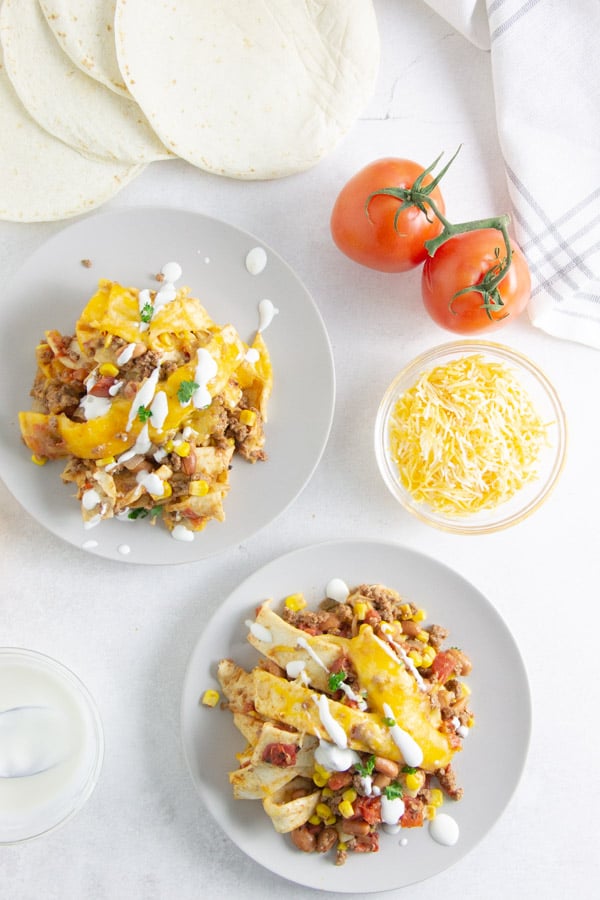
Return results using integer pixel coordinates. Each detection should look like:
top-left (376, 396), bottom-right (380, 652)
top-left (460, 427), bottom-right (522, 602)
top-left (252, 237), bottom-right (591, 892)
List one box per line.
top-left (373, 757), bottom-right (399, 778)
top-left (289, 788), bottom-right (309, 800)
top-left (327, 771), bottom-right (353, 791)
top-left (372, 773), bottom-right (392, 790)
top-left (340, 819), bottom-right (371, 836)
top-left (132, 342), bottom-right (148, 358)
top-left (291, 826), bottom-right (316, 852)
top-left (447, 647), bottom-right (472, 676)
top-left (181, 448), bottom-right (197, 476)
top-left (316, 827), bottom-right (338, 853)
top-left (401, 619), bottom-right (420, 638)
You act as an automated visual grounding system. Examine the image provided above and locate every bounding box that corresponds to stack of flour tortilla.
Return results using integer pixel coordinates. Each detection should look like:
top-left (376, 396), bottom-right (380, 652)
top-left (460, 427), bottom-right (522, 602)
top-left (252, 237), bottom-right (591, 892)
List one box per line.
top-left (0, 0), bottom-right (380, 222)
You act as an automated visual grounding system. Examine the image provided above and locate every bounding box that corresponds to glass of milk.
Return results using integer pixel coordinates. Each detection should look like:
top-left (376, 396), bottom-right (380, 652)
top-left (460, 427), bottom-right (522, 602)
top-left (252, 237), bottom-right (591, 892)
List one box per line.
top-left (0, 648), bottom-right (104, 844)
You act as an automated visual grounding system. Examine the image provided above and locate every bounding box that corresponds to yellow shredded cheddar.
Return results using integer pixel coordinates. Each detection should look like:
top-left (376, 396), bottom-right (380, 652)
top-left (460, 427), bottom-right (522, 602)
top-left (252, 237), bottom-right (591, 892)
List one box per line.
top-left (388, 354), bottom-right (549, 515)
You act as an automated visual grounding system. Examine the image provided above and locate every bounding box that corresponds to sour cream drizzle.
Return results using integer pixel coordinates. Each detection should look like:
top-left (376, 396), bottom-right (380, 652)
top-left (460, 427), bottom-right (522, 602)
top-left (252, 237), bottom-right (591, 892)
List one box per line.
top-left (116, 342), bottom-right (136, 365)
top-left (374, 632), bottom-right (427, 692)
top-left (246, 621), bottom-right (273, 643)
top-left (325, 578), bottom-right (350, 603)
top-left (245, 246), bottom-right (267, 275)
top-left (381, 795), bottom-right (406, 825)
top-left (429, 813), bottom-right (460, 846)
top-left (314, 739), bottom-right (360, 772)
top-left (382, 702), bottom-right (423, 767)
top-left (115, 424), bottom-right (152, 467)
top-left (257, 299), bottom-right (279, 333)
top-left (313, 694), bottom-right (347, 748)
top-left (150, 390), bottom-right (168, 431)
top-left (126, 367), bottom-right (160, 431)
top-left (192, 348), bottom-right (217, 410)
top-left (171, 524), bottom-right (194, 542)
top-left (296, 636), bottom-right (328, 671)
top-left (80, 394), bottom-right (111, 421)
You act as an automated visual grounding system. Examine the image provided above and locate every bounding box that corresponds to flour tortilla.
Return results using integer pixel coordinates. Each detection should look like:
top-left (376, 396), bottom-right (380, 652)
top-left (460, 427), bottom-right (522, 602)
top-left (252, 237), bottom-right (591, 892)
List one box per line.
top-left (0, 0), bottom-right (170, 164)
top-left (114, 0), bottom-right (380, 179)
top-left (39, 0), bottom-right (128, 97)
top-left (0, 44), bottom-right (144, 222)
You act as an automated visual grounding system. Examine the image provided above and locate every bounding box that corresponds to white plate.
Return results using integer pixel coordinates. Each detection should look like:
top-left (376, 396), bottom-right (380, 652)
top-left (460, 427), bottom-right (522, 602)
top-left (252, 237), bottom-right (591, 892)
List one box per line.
top-left (0, 207), bottom-right (335, 564)
top-left (181, 540), bottom-right (531, 893)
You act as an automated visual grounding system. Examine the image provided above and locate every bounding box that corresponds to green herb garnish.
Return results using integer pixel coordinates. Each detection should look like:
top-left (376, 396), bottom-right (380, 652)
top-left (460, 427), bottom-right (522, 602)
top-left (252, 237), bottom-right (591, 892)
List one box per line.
top-left (383, 781), bottom-right (404, 800)
top-left (137, 405), bottom-right (152, 423)
top-left (402, 765), bottom-right (417, 775)
top-left (128, 508), bottom-right (149, 520)
top-left (140, 302), bottom-right (154, 323)
top-left (383, 716), bottom-right (396, 728)
top-left (354, 755), bottom-right (376, 778)
top-left (177, 380), bottom-right (199, 404)
top-left (328, 671), bottom-right (347, 692)
top-left (149, 505), bottom-right (162, 517)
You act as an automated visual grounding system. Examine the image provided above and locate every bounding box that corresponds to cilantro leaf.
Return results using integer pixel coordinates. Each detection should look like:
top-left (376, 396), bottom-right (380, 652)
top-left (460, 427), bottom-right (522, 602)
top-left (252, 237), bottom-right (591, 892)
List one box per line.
top-left (127, 508), bottom-right (149, 520)
top-left (177, 380), bottom-right (199, 404)
top-left (354, 755), bottom-right (376, 778)
top-left (383, 716), bottom-right (396, 728)
top-left (140, 302), bottom-right (154, 324)
top-left (328, 671), bottom-right (347, 692)
top-left (137, 405), bottom-right (152, 423)
top-left (402, 765), bottom-right (417, 775)
top-left (149, 505), bottom-right (162, 518)
top-left (383, 781), bottom-right (404, 800)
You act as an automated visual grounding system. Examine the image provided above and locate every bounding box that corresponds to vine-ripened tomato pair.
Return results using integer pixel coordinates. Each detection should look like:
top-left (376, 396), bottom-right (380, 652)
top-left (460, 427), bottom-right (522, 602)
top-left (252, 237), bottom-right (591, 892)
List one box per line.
top-left (329, 155), bottom-right (531, 335)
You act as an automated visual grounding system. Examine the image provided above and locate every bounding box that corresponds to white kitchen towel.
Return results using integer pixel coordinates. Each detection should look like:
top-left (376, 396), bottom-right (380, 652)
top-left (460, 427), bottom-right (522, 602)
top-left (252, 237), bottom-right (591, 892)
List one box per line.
top-left (424, 0), bottom-right (600, 349)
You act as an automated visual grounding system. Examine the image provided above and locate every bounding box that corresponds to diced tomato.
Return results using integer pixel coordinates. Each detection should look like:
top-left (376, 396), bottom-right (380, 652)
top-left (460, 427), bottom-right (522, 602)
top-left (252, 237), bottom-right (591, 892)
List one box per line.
top-left (353, 833), bottom-right (379, 853)
top-left (400, 797), bottom-right (424, 828)
top-left (327, 771), bottom-right (353, 791)
top-left (353, 796), bottom-right (382, 825)
top-left (431, 651), bottom-right (457, 683)
top-left (89, 376), bottom-right (116, 397)
top-left (261, 742), bottom-right (298, 767)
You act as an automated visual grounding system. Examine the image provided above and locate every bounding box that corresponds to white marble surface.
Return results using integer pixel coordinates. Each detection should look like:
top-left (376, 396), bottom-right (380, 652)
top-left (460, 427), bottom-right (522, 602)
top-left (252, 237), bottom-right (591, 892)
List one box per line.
top-left (1, 1), bottom-right (599, 898)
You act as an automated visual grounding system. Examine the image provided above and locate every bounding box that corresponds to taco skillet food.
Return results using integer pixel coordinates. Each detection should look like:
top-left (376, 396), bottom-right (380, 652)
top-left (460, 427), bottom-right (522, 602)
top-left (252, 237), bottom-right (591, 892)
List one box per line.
top-left (18, 263), bottom-right (272, 541)
top-left (212, 579), bottom-right (474, 865)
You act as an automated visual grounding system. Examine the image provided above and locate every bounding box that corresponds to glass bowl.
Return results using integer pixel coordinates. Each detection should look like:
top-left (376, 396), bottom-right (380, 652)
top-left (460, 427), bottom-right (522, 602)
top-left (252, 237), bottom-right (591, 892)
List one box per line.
top-left (0, 648), bottom-right (104, 844)
top-left (374, 341), bottom-right (567, 534)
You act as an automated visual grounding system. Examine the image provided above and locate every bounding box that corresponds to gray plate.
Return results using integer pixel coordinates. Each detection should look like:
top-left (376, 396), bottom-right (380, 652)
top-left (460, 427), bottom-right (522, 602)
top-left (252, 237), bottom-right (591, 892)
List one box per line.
top-left (0, 207), bottom-right (335, 564)
top-left (181, 540), bottom-right (531, 893)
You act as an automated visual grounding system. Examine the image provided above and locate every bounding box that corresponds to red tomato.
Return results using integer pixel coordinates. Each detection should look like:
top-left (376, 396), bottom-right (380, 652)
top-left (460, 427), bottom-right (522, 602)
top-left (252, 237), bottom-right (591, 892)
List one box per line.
top-left (430, 651), bottom-right (456, 684)
top-left (330, 158), bottom-right (446, 272)
top-left (421, 228), bottom-right (531, 334)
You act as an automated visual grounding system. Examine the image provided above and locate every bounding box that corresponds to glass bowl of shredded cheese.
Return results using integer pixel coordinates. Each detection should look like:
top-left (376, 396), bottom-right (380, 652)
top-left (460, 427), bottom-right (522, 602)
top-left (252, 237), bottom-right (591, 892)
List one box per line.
top-left (374, 341), bottom-right (567, 534)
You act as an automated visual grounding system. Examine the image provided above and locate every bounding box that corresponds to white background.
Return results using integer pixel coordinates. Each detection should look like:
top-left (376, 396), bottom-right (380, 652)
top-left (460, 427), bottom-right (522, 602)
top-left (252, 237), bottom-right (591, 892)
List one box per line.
top-left (1, 1), bottom-right (599, 897)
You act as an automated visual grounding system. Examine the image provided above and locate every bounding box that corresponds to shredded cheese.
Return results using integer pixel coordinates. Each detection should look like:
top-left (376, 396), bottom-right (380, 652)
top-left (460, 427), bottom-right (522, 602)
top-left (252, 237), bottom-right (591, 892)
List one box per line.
top-left (388, 355), bottom-right (549, 515)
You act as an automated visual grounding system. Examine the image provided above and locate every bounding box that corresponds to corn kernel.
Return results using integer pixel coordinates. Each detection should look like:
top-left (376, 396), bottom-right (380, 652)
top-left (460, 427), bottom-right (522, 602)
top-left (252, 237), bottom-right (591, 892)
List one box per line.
top-left (31, 454), bottom-right (48, 466)
top-left (399, 603), bottom-right (412, 618)
top-left (337, 842), bottom-right (348, 851)
top-left (174, 441), bottom-right (191, 457)
top-left (342, 789), bottom-right (357, 803)
top-left (405, 772), bottom-right (422, 792)
top-left (313, 771), bottom-right (328, 787)
top-left (353, 601), bottom-right (367, 620)
top-left (424, 804), bottom-right (436, 820)
top-left (338, 800), bottom-right (354, 819)
top-left (201, 689), bottom-right (220, 707)
top-left (321, 787), bottom-right (333, 798)
top-left (314, 764), bottom-right (329, 780)
top-left (99, 362), bottom-right (119, 377)
top-left (239, 409), bottom-right (256, 426)
top-left (429, 789), bottom-right (444, 808)
top-left (420, 647), bottom-right (436, 668)
top-left (325, 815), bottom-right (337, 826)
top-left (412, 608), bottom-right (426, 622)
top-left (160, 481), bottom-right (172, 499)
top-left (96, 455), bottom-right (115, 467)
top-left (408, 650), bottom-right (422, 667)
top-left (189, 479), bottom-right (209, 497)
top-left (316, 803), bottom-right (331, 819)
top-left (284, 592), bottom-right (306, 612)
top-left (164, 440), bottom-right (174, 452)
top-left (459, 681), bottom-right (472, 697)
top-left (309, 815), bottom-right (321, 825)
top-left (416, 630), bottom-right (429, 643)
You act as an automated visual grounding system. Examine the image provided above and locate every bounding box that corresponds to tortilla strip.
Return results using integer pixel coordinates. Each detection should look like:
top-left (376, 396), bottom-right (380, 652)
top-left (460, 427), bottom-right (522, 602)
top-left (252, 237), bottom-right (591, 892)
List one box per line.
top-left (252, 669), bottom-right (453, 772)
